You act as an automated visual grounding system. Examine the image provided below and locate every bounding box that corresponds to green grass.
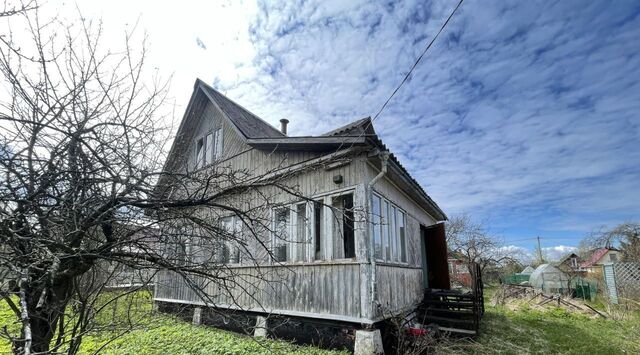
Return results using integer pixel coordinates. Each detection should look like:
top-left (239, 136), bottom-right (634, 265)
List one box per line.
top-left (3, 287), bottom-right (639, 354)
top-left (0, 292), bottom-right (348, 355)
top-left (448, 286), bottom-right (640, 354)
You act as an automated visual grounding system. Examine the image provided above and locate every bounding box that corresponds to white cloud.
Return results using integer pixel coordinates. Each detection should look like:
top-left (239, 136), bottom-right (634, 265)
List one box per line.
top-left (4, 0), bottom-right (638, 243)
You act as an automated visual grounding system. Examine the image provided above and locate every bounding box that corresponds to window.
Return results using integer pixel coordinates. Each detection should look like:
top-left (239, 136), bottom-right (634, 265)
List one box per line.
top-left (332, 194), bottom-right (355, 259)
top-left (273, 207), bottom-right (291, 262)
top-left (314, 200), bottom-right (323, 260)
top-left (390, 206), bottom-right (397, 262)
top-left (372, 193), bottom-right (408, 264)
top-left (610, 253), bottom-right (618, 262)
top-left (205, 132), bottom-right (214, 163)
top-left (293, 203), bottom-right (308, 262)
top-left (194, 128), bottom-right (223, 168)
top-left (214, 128), bottom-right (223, 158)
top-left (195, 137), bottom-right (205, 168)
top-left (220, 216), bottom-right (241, 264)
top-left (382, 201), bottom-right (390, 260)
top-left (372, 195), bottom-right (382, 259)
top-left (397, 209), bottom-right (406, 263)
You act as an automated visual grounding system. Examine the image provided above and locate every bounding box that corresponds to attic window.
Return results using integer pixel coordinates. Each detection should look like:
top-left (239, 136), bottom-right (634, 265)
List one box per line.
top-left (195, 128), bottom-right (223, 168)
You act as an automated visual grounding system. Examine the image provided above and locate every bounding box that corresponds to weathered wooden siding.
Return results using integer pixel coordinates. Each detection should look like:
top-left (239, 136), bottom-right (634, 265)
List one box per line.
top-left (155, 262), bottom-right (371, 323)
top-left (374, 265), bottom-right (423, 317)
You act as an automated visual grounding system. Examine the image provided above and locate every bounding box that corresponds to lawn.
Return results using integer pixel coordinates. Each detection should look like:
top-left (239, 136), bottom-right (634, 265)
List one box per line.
top-left (439, 286), bottom-right (640, 354)
top-left (2, 288), bottom-right (639, 354)
top-left (0, 292), bottom-right (348, 355)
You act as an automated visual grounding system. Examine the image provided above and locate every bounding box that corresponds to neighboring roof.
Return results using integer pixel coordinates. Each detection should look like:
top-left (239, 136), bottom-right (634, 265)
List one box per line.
top-left (580, 248), bottom-right (618, 268)
top-left (557, 252), bottom-right (580, 264)
top-left (198, 79), bottom-right (284, 139)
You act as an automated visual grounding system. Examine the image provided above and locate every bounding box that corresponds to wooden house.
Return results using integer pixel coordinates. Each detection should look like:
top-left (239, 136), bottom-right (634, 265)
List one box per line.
top-left (153, 79), bottom-right (451, 351)
top-left (581, 248), bottom-right (622, 274)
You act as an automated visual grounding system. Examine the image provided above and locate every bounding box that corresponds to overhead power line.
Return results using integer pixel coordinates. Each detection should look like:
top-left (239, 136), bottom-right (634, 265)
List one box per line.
top-left (370, 0), bottom-right (465, 123)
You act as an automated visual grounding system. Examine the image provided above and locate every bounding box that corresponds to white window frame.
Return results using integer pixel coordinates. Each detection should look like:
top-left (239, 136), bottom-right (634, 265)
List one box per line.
top-left (372, 192), bottom-right (408, 264)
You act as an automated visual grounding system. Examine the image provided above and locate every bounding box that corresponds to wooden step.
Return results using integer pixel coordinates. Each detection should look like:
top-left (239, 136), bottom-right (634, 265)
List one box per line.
top-left (421, 300), bottom-right (475, 307)
top-left (438, 326), bottom-right (477, 335)
top-left (422, 315), bottom-right (476, 325)
top-left (424, 308), bottom-right (475, 315)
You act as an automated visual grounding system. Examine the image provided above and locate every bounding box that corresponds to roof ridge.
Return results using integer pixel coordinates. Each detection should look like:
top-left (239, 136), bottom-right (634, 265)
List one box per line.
top-left (322, 117), bottom-right (372, 136)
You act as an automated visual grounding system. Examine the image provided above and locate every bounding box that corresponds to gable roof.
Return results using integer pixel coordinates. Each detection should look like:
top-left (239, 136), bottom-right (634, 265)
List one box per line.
top-left (558, 252), bottom-right (580, 264)
top-left (580, 248), bottom-right (618, 268)
top-left (159, 79), bottom-right (447, 221)
top-left (197, 79), bottom-right (284, 139)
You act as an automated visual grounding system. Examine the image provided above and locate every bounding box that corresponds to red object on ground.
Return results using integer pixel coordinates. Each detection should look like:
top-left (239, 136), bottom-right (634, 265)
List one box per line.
top-left (407, 327), bottom-right (428, 336)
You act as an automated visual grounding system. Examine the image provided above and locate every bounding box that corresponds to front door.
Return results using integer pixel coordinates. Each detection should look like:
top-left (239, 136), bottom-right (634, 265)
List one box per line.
top-left (422, 223), bottom-right (451, 290)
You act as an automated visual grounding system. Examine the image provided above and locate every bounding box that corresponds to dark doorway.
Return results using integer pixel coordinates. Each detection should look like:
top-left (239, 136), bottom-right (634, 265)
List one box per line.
top-left (421, 223), bottom-right (450, 290)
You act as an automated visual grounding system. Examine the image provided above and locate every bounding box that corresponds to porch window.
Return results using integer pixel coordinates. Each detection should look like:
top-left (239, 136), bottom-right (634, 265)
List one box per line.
top-left (314, 200), bottom-right (323, 260)
top-left (293, 203), bottom-right (308, 262)
top-left (397, 209), bottom-right (406, 262)
top-left (332, 193), bottom-right (355, 259)
top-left (220, 216), bottom-right (241, 264)
top-left (372, 194), bottom-right (382, 259)
top-left (372, 192), bottom-right (408, 264)
top-left (273, 207), bottom-right (291, 262)
top-left (382, 201), bottom-right (390, 260)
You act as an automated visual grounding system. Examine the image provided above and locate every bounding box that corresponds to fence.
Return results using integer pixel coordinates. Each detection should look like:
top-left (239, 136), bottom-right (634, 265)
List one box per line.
top-left (603, 262), bottom-right (640, 304)
top-left (503, 273), bottom-right (530, 285)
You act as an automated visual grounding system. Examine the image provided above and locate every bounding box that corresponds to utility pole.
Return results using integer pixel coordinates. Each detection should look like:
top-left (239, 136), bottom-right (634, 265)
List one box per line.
top-left (537, 236), bottom-right (543, 263)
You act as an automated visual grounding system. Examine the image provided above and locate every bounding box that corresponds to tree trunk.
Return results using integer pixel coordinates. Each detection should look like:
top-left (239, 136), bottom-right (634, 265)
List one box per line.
top-left (15, 280), bottom-right (71, 355)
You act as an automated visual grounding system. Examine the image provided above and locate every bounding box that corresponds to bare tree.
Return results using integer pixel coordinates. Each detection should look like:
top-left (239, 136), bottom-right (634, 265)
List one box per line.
top-left (584, 222), bottom-right (640, 262)
top-left (0, 4), bottom-right (321, 354)
top-left (446, 214), bottom-right (521, 273)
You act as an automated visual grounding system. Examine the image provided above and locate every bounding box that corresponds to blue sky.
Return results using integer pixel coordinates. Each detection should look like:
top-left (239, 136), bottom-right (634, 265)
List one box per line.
top-left (50, 0), bottom-right (640, 260)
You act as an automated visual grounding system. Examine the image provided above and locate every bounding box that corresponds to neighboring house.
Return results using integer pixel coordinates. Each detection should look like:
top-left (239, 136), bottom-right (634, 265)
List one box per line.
top-left (153, 79), bottom-right (450, 344)
top-left (448, 254), bottom-right (472, 287)
top-left (581, 248), bottom-right (622, 273)
top-left (556, 252), bottom-right (583, 273)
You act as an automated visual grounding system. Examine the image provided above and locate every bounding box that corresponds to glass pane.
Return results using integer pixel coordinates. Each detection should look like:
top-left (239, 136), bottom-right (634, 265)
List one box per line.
top-left (383, 201), bottom-right (390, 261)
top-left (274, 208), bottom-right (290, 262)
top-left (296, 204), bottom-right (307, 262)
top-left (195, 138), bottom-right (204, 168)
top-left (372, 195), bottom-right (382, 259)
top-left (398, 210), bottom-right (406, 262)
top-left (314, 201), bottom-right (323, 260)
top-left (390, 206), bottom-right (397, 262)
top-left (214, 128), bottom-right (223, 158)
top-left (205, 133), bottom-right (214, 164)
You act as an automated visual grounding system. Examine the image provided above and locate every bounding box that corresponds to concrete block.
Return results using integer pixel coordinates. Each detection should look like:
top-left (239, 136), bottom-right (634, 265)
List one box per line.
top-left (354, 329), bottom-right (384, 355)
top-left (254, 315), bottom-right (268, 337)
top-left (192, 307), bottom-right (202, 326)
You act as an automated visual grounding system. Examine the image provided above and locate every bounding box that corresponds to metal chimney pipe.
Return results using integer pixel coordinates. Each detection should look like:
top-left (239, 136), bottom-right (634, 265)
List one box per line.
top-left (280, 118), bottom-right (289, 135)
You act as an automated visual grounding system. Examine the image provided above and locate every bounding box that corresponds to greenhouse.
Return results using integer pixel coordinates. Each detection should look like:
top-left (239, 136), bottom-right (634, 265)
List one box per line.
top-left (529, 264), bottom-right (571, 294)
top-left (521, 266), bottom-right (535, 275)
